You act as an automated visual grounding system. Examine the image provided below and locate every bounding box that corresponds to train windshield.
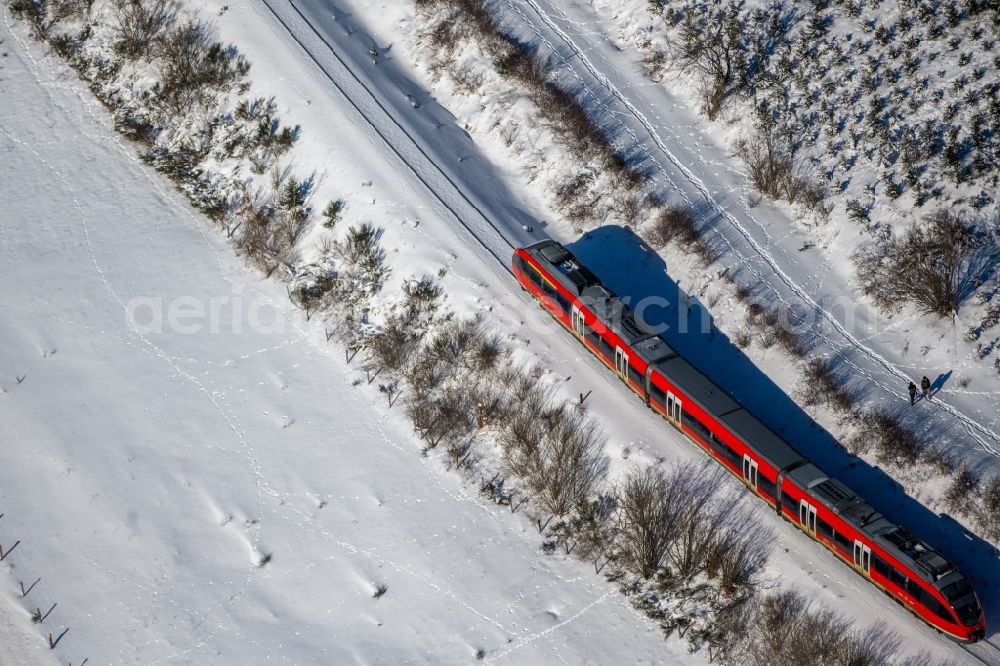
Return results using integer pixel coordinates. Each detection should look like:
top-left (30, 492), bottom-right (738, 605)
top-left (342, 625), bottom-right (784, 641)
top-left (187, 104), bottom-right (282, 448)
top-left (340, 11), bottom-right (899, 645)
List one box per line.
top-left (942, 579), bottom-right (981, 626)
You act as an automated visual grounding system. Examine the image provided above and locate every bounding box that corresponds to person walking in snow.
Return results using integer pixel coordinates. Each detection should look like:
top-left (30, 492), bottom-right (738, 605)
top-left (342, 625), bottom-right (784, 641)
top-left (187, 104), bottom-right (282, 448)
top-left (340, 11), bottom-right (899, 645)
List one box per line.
top-left (908, 381), bottom-right (917, 406)
top-left (920, 375), bottom-right (931, 400)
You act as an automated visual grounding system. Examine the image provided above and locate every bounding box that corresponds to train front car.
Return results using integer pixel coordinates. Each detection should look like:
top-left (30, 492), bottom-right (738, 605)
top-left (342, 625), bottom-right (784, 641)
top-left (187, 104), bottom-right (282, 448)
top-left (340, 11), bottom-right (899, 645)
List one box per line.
top-left (512, 241), bottom-right (988, 644)
top-left (937, 573), bottom-right (986, 642)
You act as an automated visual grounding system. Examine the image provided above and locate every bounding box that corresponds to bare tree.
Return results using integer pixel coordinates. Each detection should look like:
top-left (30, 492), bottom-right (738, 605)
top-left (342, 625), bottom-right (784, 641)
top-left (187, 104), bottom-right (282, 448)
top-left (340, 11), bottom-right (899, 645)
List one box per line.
top-left (364, 317), bottom-right (413, 377)
top-left (670, 2), bottom-right (747, 119)
top-left (48, 0), bottom-right (94, 24)
top-left (835, 622), bottom-right (901, 666)
top-left (533, 408), bottom-right (610, 518)
top-left (735, 589), bottom-right (899, 666)
top-left (854, 208), bottom-right (994, 317)
top-left (159, 19), bottom-right (250, 112)
top-left (706, 507), bottom-right (772, 597)
top-left (733, 123), bottom-right (795, 201)
top-left (111, 0), bottom-right (177, 58)
top-left (613, 463), bottom-right (711, 578)
top-left (666, 468), bottom-right (729, 579)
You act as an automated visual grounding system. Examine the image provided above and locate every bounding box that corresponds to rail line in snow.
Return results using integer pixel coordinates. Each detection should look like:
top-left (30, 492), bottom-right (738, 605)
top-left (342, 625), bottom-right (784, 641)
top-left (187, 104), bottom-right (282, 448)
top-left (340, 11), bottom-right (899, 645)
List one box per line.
top-left (963, 638), bottom-right (1000, 665)
top-left (256, 0), bottom-right (517, 278)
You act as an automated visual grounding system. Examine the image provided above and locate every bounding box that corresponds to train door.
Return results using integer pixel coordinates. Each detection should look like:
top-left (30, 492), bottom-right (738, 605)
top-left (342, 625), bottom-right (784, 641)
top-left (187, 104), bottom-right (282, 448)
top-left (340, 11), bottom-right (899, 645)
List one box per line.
top-left (571, 306), bottom-right (585, 339)
top-left (853, 541), bottom-right (871, 575)
top-left (798, 500), bottom-right (817, 536)
top-left (615, 347), bottom-right (629, 381)
top-left (665, 392), bottom-right (682, 425)
top-left (742, 455), bottom-right (758, 490)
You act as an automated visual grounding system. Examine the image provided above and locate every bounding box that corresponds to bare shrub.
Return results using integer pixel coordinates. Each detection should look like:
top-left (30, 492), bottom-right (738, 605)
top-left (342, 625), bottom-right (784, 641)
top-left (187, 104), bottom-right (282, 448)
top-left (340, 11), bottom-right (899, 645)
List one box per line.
top-left (553, 172), bottom-right (594, 211)
top-left (670, 4), bottom-right (747, 119)
top-left (502, 397), bottom-right (609, 518)
top-left (795, 357), bottom-right (855, 413)
top-left (642, 204), bottom-right (701, 250)
top-left (614, 465), bottom-right (673, 578)
top-left (733, 327), bottom-right (752, 349)
top-left (613, 192), bottom-right (643, 227)
top-left (614, 463), bottom-right (714, 578)
top-left (47, 0), bottom-right (94, 24)
top-left (836, 623), bottom-right (902, 666)
top-left (159, 19), bottom-right (250, 111)
top-left (233, 196), bottom-right (279, 275)
top-left (111, 0), bottom-right (177, 58)
top-left (847, 407), bottom-right (923, 467)
top-left (534, 409), bottom-right (609, 517)
top-left (854, 209), bottom-right (993, 317)
top-left (364, 318), bottom-right (414, 377)
top-left (971, 475), bottom-right (1000, 543)
top-left (707, 509), bottom-right (771, 596)
top-left (754, 326), bottom-right (776, 349)
top-left (733, 127), bottom-right (795, 201)
top-left (665, 469), bottom-right (729, 579)
top-left (642, 48), bottom-right (668, 79)
top-left (734, 590), bottom-right (900, 666)
top-left (773, 325), bottom-right (806, 358)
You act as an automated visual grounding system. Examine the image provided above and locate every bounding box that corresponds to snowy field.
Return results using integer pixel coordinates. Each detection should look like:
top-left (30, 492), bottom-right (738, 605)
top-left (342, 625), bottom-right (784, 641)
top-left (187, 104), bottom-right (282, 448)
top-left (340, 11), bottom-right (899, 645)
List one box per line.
top-left (0, 0), bottom-right (997, 664)
top-left (0, 13), bottom-right (701, 664)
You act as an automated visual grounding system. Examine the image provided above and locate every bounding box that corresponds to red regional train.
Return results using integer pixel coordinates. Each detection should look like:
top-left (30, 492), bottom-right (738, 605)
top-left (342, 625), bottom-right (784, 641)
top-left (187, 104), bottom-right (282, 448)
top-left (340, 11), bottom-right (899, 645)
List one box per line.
top-left (513, 239), bottom-right (985, 642)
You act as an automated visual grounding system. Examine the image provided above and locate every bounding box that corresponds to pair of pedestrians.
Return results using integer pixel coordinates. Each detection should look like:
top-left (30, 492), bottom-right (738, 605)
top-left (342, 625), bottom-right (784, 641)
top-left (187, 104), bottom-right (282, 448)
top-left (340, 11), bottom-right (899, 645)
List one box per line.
top-left (908, 376), bottom-right (932, 405)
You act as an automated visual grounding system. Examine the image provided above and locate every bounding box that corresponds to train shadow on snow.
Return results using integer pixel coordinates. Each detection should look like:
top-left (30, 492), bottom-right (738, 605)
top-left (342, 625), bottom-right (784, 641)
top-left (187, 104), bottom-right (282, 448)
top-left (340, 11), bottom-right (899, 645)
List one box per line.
top-left (567, 225), bottom-right (1000, 637)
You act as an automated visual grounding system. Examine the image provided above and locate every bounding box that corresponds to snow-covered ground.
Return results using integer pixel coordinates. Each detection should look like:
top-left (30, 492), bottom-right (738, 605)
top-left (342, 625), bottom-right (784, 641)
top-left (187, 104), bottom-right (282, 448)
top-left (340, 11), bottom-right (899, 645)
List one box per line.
top-left (0, 13), bottom-right (700, 664)
top-left (0, 0), bottom-right (996, 663)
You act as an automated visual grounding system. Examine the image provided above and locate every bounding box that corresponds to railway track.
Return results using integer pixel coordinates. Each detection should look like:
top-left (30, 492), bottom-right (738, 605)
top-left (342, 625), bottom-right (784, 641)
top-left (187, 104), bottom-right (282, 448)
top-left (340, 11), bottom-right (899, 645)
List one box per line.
top-left (256, 0), bottom-right (518, 277)
top-left (964, 638), bottom-right (1000, 665)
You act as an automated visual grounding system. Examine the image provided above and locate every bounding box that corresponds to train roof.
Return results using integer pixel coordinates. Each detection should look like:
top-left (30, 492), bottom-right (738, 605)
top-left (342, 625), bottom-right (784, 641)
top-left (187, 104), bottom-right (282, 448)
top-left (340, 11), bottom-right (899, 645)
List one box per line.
top-left (789, 464), bottom-right (961, 586)
top-left (719, 409), bottom-right (805, 471)
top-left (655, 356), bottom-right (739, 416)
top-left (523, 242), bottom-right (677, 365)
top-left (524, 240), bottom-right (599, 296)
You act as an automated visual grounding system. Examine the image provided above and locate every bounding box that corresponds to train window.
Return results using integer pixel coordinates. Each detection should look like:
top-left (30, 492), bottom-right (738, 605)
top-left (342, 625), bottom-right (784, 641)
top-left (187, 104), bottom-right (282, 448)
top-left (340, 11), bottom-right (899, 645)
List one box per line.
top-left (627, 362), bottom-right (643, 385)
top-left (683, 409), bottom-right (713, 444)
top-left (758, 475), bottom-right (776, 499)
top-left (922, 594), bottom-right (955, 622)
top-left (906, 578), bottom-right (925, 598)
top-left (555, 292), bottom-right (570, 314)
top-left (589, 330), bottom-right (612, 359)
top-left (649, 382), bottom-right (666, 407)
top-left (833, 531), bottom-right (852, 555)
top-left (781, 492), bottom-right (799, 515)
top-left (889, 568), bottom-right (908, 590)
top-left (817, 517), bottom-right (833, 540)
top-left (871, 554), bottom-right (890, 578)
top-left (715, 439), bottom-right (741, 467)
top-left (941, 579), bottom-right (973, 602)
top-left (525, 265), bottom-right (543, 286)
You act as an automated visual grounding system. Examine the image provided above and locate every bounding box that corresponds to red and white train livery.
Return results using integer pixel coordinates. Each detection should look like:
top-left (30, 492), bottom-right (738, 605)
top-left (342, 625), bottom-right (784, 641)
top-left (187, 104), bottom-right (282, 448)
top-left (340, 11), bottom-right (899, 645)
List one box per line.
top-left (513, 239), bottom-right (985, 642)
